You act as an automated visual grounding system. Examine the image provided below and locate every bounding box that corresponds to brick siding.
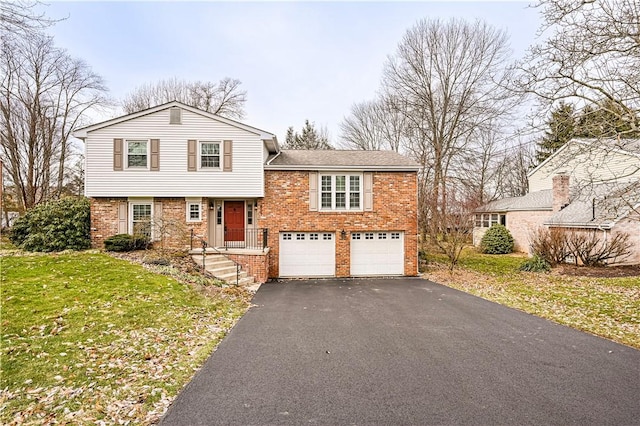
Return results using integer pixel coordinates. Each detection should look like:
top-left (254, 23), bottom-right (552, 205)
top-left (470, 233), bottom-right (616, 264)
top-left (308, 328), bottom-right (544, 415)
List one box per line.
top-left (90, 197), bottom-right (207, 250)
top-left (260, 170), bottom-right (418, 278)
top-left (227, 252), bottom-right (269, 284)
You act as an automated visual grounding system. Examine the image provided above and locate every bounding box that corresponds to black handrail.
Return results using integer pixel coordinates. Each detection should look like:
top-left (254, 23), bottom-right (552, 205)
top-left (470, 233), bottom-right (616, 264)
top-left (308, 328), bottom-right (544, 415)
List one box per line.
top-left (223, 228), bottom-right (268, 251)
top-left (190, 229), bottom-right (242, 285)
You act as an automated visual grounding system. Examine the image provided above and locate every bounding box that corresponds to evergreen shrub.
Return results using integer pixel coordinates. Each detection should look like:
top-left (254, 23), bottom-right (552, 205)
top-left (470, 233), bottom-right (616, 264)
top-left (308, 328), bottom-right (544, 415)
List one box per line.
top-left (480, 224), bottom-right (514, 254)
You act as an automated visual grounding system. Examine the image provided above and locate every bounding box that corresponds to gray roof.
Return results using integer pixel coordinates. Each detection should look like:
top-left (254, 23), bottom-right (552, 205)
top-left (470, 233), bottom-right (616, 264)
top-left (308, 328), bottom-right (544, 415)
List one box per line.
top-left (476, 190), bottom-right (553, 213)
top-left (265, 149), bottom-right (420, 171)
top-left (546, 181), bottom-right (640, 228)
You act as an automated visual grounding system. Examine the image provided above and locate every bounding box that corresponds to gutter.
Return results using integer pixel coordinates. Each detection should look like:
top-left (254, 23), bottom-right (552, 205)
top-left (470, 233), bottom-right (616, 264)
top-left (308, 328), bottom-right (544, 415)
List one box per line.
top-left (263, 164), bottom-right (420, 172)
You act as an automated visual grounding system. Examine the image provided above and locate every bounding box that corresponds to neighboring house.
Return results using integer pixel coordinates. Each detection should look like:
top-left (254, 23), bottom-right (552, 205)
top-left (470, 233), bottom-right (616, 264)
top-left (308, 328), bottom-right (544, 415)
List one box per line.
top-left (74, 101), bottom-right (419, 281)
top-left (474, 138), bottom-right (640, 264)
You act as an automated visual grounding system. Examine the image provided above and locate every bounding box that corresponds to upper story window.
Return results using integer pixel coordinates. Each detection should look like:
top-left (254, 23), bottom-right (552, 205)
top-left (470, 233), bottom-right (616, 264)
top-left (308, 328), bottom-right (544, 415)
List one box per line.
top-left (200, 141), bottom-right (221, 169)
top-left (320, 173), bottom-right (362, 211)
top-left (127, 140), bottom-right (148, 168)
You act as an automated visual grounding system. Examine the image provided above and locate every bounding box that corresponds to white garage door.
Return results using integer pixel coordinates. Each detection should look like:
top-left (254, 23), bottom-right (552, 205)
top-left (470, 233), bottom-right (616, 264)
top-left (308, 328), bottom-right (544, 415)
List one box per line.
top-left (279, 232), bottom-right (335, 277)
top-left (351, 231), bottom-right (404, 276)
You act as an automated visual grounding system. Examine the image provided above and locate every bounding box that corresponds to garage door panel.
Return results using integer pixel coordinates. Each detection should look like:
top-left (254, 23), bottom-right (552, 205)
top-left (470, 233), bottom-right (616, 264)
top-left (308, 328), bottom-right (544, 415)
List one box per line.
top-left (279, 232), bottom-right (335, 277)
top-left (351, 232), bottom-right (404, 276)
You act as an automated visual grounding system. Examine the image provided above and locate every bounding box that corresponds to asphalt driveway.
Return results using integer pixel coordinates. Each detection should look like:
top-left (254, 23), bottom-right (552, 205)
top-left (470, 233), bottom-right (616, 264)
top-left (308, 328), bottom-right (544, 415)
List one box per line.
top-left (160, 278), bottom-right (640, 425)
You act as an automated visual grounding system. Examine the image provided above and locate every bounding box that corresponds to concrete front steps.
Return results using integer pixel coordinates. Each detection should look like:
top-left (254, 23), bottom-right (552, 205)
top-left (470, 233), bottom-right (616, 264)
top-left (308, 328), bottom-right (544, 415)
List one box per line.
top-left (191, 253), bottom-right (255, 286)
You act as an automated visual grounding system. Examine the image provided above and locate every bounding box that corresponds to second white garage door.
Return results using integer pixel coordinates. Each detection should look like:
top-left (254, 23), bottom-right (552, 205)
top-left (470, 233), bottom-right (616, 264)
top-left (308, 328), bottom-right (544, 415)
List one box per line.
top-left (279, 232), bottom-right (335, 277)
top-left (351, 231), bottom-right (404, 276)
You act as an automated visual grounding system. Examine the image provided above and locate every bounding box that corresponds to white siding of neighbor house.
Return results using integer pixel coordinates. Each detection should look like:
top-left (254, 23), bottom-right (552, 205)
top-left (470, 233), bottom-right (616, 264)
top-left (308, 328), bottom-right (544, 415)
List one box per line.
top-left (84, 108), bottom-right (266, 197)
top-left (529, 143), bottom-right (640, 192)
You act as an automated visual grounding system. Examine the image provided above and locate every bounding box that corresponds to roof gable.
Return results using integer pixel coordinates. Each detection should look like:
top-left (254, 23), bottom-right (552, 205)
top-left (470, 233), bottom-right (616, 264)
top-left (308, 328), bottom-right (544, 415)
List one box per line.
top-left (528, 138), bottom-right (640, 178)
top-left (73, 101), bottom-right (278, 151)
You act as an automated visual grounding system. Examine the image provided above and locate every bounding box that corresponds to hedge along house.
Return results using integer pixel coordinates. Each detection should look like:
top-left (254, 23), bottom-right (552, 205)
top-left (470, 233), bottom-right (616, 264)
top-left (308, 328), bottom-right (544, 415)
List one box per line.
top-left (74, 101), bottom-right (420, 281)
top-left (474, 138), bottom-right (640, 264)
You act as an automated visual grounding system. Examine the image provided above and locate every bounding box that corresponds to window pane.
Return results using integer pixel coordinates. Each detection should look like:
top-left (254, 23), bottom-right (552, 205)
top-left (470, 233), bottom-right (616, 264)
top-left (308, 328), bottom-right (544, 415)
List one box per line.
top-left (133, 204), bottom-right (151, 221)
top-left (321, 193), bottom-right (332, 208)
top-left (350, 192), bottom-right (360, 209)
top-left (336, 192), bottom-right (346, 208)
top-left (321, 176), bottom-right (332, 191)
top-left (201, 143), bottom-right (219, 155)
top-left (335, 176), bottom-right (345, 191)
top-left (128, 141), bottom-right (147, 154)
top-left (350, 176), bottom-right (360, 191)
top-left (189, 204), bottom-right (200, 220)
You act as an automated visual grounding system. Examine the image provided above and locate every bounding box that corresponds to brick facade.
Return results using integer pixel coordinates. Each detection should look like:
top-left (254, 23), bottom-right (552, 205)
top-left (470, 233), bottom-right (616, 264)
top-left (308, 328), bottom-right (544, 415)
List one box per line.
top-left (260, 170), bottom-right (419, 278)
top-left (90, 170), bottom-right (419, 279)
top-left (227, 252), bottom-right (269, 284)
top-left (473, 210), bottom-right (553, 253)
top-left (90, 197), bottom-right (207, 250)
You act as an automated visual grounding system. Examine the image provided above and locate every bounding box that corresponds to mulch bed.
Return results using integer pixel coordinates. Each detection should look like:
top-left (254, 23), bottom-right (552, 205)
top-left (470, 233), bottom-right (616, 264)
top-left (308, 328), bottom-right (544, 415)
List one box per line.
top-left (554, 264), bottom-right (640, 278)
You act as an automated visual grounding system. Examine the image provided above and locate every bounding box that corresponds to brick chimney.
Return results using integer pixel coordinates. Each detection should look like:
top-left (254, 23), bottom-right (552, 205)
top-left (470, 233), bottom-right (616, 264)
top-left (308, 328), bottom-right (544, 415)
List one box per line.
top-left (552, 174), bottom-right (570, 212)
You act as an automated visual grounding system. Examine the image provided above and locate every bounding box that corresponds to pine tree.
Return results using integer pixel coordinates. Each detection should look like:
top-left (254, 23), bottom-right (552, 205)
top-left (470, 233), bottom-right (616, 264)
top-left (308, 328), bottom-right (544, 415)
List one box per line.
top-left (283, 120), bottom-right (333, 149)
top-left (575, 99), bottom-right (640, 139)
top-left (536, 101), bottom-right (576, 164)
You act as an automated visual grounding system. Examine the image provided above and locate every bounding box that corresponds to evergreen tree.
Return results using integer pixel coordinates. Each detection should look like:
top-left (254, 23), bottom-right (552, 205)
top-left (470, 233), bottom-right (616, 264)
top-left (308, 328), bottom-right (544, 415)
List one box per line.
top-left (575, 99), bottom-right (640, 139)
top-left (536, 101), bottom-right (576, 164)
top-left (283, 120), bottom-right (333, 149)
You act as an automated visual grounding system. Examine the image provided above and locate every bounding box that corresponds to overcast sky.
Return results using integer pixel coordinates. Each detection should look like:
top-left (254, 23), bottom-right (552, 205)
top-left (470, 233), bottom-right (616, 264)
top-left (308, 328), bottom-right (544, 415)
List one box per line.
top-left (40, 1), bottom-right (541, 143)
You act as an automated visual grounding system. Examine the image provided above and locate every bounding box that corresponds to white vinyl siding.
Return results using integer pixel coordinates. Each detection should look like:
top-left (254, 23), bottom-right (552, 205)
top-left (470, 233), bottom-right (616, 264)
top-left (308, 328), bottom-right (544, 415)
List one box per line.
top-left (528, 143), bottom-right (640, 192)
top-left (84, 108), bottom-right (266, 197)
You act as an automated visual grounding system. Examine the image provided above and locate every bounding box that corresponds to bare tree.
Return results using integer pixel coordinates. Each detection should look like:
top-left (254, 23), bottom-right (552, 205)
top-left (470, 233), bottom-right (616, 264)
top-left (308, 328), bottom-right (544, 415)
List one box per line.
top-left (0, 0), bottom-right (57, 34)
top-left (381, 18), bottom-right (518, 243)
top-left (517, 0), bottom-right (640, 137)
top-left (492, 141), bottom-right (535, 198)
top-left (121, 77), bottom-right (247, 119)
top-left (0, 32), bottom-right (107, 211)
top-left (339, 96), bottom-right (407, 152)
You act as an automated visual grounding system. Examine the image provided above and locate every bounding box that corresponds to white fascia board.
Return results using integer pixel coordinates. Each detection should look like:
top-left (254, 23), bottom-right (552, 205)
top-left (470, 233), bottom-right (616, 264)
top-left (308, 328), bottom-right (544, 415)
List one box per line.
top-left (73, 101), bottom-right (277, 141)
top-left (264, 164), bottom-right (420, 172)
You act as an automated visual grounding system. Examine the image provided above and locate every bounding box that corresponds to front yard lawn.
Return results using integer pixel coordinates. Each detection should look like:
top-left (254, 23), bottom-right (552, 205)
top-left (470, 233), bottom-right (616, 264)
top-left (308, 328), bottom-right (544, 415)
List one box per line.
top-left (425, 249), bottom-right (640, 349)
top-left (1, 251), bottom-right (250, 425)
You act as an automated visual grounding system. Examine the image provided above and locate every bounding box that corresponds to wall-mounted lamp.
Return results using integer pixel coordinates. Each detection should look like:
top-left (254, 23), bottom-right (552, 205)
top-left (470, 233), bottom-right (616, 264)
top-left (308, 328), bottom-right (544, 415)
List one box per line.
top-left (340, 229), bottom-right (347, 240)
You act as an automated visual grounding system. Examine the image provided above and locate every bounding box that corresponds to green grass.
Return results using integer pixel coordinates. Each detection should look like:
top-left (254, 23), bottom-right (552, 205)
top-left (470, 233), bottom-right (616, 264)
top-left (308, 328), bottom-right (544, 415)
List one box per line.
top-left (0, 251), bottom-right (250, 424)
top-left (425, 248), bottom-right (640, 348)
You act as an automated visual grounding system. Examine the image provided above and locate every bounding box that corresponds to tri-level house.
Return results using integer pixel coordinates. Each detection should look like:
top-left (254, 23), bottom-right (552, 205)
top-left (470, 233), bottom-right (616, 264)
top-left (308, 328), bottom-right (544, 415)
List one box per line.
top-left (74, 101), bottom-right (419, 282)
top-left (473, 138), bottom-right (640, 264)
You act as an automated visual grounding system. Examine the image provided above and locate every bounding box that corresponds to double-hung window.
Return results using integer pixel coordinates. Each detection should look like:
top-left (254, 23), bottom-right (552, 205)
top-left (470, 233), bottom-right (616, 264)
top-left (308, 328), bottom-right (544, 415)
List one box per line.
top-left (200, 141), bottom-right (221, 169)
top-left (127, 140), bottom-right (148, 168)
top-left (320, 174), bottom-right (362, 211)
top-left (131, 203), bottom-right (152, 238)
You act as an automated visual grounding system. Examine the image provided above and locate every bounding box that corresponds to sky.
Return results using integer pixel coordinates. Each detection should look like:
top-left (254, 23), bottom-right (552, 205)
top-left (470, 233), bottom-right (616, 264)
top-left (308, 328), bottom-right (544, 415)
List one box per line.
top-left (39, 1), bottom-right (542, 144)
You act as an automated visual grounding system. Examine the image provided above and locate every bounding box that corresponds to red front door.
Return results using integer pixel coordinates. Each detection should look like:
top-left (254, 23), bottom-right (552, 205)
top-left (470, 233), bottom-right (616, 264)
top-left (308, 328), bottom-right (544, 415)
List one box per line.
top-left (224, 201), bottom-right (245, 242)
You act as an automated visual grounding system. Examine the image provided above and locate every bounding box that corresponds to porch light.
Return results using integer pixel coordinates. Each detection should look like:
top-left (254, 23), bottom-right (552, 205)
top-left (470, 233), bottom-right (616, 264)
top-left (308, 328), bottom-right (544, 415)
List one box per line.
top-left (341, 229), bottom-right (347, 240)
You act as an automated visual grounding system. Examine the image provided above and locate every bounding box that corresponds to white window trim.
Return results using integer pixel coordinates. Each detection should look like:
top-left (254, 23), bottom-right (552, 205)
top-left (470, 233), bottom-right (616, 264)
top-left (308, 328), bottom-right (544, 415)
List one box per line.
top-left (319, 173), bottom-right (363, 211)
top-left (125, 139), bottom-right (150, 170)
top-left (128, 199), bottom-right (153, 238)
top-left (186, 198), bottom-right (202, 223)
top-left (198, 140), bottom-right (222, 171)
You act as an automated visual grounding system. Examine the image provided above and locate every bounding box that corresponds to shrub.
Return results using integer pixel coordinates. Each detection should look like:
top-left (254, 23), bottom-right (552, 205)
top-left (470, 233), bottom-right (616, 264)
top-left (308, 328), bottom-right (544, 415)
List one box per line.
top-left (9, 197), bottom-right (90, 252)
top-left (519, 255), bottom-right (551, 272)
top-left (104, 234), bottom-right (150, 252)
top-left (529, 227), bottom-right (569, 265)
top-left (480, 224), bottom-right (514, 254)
